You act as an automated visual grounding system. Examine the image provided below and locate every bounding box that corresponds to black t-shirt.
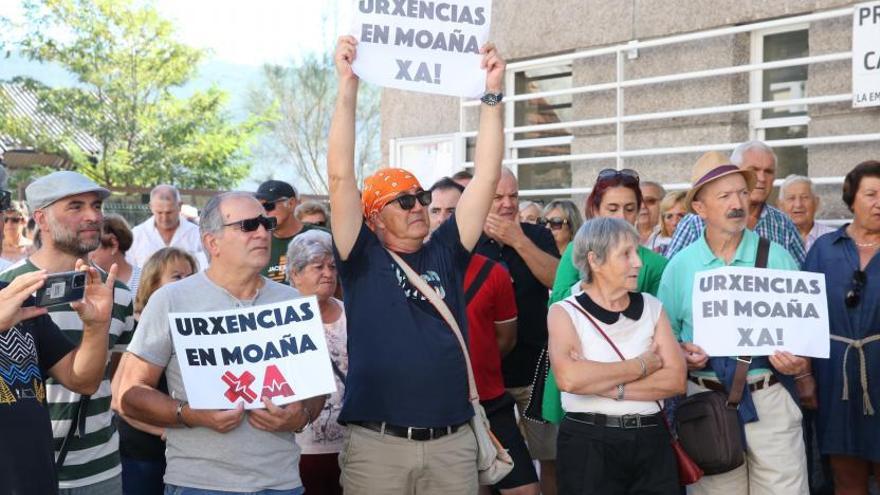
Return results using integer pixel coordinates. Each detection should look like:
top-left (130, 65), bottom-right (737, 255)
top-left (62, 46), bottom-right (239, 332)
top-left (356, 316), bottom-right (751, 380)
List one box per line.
top-left (0, 297), bottom-right (75, 495)
top-left (334, 217), bottom-right (474, 427)
top-left (475, 223), bottom-right (560, 387)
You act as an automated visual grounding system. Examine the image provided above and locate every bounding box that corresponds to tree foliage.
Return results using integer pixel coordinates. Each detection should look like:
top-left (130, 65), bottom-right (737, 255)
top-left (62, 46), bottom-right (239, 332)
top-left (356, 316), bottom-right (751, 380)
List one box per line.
top-left (2, 0), bottom-right (259, 189)
top-left (249, 53), bottom-right (381, 194)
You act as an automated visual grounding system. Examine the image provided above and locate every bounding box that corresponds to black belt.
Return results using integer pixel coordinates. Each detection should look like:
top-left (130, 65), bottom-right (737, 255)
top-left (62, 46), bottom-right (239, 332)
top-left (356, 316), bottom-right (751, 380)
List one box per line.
top-left (688, 375), bottom-right (779, 393)
top-left (352, 421), bottom-right (465, 441)
top-left (565, 412), bottom-right (661, 429)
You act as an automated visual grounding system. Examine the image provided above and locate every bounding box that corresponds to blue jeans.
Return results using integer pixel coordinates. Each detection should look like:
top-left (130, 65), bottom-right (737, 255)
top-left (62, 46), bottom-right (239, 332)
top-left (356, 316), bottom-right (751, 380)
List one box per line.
top-left (164, 485), bottom-right (304, 495)
top-left (122, 457), bottom-right (166, 495)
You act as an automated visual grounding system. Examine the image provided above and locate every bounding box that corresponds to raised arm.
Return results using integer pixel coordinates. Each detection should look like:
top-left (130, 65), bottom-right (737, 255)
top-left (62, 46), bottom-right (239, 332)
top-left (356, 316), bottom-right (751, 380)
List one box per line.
top-left (328, 35), bottom-right (365, 260)
top-left (456, 44), bottom-right (505, 251)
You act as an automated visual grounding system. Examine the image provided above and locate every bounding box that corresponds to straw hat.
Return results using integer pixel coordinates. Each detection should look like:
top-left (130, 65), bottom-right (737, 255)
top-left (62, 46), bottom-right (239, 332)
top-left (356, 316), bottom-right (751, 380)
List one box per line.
top-left (684, 151), bottom-right (756, 212)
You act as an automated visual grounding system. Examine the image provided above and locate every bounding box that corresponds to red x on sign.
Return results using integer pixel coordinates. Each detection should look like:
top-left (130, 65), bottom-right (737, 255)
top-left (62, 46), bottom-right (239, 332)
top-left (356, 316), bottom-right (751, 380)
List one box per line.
top-left (221, 370), bottom-right (258, 403)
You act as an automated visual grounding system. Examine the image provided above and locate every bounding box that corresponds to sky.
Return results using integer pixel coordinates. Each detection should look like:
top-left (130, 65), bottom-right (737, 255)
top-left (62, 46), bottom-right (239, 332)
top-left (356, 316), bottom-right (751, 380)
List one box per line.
top-left (0, 0), bottom-right (354, 66)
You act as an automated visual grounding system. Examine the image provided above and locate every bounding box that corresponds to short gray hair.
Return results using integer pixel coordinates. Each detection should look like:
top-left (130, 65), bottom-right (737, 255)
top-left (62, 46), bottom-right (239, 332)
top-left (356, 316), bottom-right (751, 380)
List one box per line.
top-left (294, 200), bottom-right (328, 221)
top-left (286, 229), bottom-right (333, 278)
top-left (730, 140), bottom-right (777, 168)
top-left (642, 181), bottom-right (667, 197)
top-left (519, 200), bottom-right (539, 212)
top-left (779, 174), bottom-right (816, 198)
top-left (199, 191), bottom-right (258, 259)
top-left (571, 217), bottom-right (639, 284)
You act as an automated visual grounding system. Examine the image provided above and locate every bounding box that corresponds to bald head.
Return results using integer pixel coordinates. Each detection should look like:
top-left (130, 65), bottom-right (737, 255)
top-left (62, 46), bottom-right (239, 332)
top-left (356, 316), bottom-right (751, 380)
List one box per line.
top-left (491, 167), bottom-right (520, 220)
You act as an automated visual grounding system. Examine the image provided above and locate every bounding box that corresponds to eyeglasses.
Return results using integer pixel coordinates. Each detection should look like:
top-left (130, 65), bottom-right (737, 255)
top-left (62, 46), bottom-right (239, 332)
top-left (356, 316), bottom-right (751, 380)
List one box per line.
top-left (261, 198), bottom-right (288, 213)
top-left (538, 217), bottom-right (570, 230)
top-left (223, 215), bottom-right (277, 233)
top-left (597, 168), bottom-right (640, 184)
top-left (846, 269), bottom-right (867, 308)
top-left (391, 190), bottom-right (432, 210)
top-left (4, 217), bottom-right (23, 224)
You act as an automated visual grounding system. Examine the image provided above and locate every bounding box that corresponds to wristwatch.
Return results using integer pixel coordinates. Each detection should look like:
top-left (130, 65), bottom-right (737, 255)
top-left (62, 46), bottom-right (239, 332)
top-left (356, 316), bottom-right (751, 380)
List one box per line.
top-left (480, 92), bottom-right (503, 106)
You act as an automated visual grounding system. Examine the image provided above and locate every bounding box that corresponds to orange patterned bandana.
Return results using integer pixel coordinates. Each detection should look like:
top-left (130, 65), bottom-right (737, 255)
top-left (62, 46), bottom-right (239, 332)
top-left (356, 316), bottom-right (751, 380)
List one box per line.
top-left (361, 168), bottom-right (423, 218)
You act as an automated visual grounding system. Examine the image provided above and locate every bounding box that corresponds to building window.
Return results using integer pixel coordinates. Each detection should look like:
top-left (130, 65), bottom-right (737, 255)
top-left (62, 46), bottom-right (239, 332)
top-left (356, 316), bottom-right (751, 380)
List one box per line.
top-left (391, 134), bottom-right (459, 187)
top-left (750, 25), bottom-right (809, 179)
top-left (511, 64), bottom-right (573, 193)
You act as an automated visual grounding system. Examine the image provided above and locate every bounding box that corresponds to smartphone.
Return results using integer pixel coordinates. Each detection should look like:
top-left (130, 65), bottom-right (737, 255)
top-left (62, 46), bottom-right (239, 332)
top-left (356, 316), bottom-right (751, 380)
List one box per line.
top-left (34, 271), bottom-right (86, 308)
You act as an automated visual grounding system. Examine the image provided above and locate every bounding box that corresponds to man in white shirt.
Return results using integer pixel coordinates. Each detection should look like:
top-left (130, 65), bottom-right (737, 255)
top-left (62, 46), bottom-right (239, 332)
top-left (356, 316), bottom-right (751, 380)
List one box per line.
top-left (777, 175), bottom-right (836, 252)
top-left (128, 185), bottom-right (203, 268)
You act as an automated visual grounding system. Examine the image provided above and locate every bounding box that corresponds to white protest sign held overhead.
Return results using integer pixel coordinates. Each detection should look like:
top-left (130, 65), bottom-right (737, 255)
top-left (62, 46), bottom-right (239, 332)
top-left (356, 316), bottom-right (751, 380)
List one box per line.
top-left (169, 296), bottom-right (336, 410)
top-left (853, 1), bottom-right (880, 107)
top-left (692, 267), bottom-right (830, 358)
top-left (350, 0), bottom-right (492, 98)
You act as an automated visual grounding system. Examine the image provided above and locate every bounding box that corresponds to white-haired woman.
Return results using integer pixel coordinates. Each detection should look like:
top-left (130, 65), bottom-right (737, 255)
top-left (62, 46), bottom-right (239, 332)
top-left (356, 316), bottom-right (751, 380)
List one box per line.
top-left (548, 217), bottom-right (686, 494)
top-left (286, 230), bottom-right (346, 495)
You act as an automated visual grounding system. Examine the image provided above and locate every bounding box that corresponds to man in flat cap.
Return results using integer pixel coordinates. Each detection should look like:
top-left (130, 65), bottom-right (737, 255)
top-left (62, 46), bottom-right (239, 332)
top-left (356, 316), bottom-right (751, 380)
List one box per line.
top-left (327, 36), bottom-right (505, 493)
top-left (0, 170), bottom-right (135, 494)
top-left (657, 152), bottom-right (809, 494)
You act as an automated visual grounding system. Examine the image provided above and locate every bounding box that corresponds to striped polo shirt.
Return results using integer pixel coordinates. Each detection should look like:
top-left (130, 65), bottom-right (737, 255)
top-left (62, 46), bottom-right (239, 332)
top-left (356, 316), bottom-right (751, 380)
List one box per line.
top-left (0, 259), bottom-right (134, 489)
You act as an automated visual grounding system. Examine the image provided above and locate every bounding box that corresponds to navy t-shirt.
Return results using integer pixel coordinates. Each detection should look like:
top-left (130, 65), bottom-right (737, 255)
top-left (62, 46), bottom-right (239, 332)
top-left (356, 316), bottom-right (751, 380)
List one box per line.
top-left (475, 223), bottom-right (560, 387)
top-left (334, 217), bottom-right (473, 427)
top-left (0, 292), bottom-right (74, 495)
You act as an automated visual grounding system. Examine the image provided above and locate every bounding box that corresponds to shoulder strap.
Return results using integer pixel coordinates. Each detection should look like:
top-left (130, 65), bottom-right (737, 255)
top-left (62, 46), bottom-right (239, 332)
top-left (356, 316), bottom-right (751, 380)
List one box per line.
top-left (727, 237), bottom-right (772, 405)
top-left (755, 237), bottom-right (770, 269)
top-left (465, 258), bottom-right (496, 306)
top-left (56, 394), bottom-right (90, 468)
top-left (386, 249), bottom-right (479, 403)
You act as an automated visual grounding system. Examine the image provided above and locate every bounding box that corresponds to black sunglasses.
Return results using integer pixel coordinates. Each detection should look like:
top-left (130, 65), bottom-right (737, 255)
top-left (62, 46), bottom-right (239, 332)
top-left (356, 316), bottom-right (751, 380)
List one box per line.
top-left (223, 215), bottom-right (277, 233)
top-left (538, 217), bottom-right (570, 230)
top-left (846, 269), bottom-right (867, 308)
top-left (261, 198), bottom-right (291, 213)
top-left (597, 168), bottom-right (640, 183)
top-left (392, 190), bottom-right (432, 210)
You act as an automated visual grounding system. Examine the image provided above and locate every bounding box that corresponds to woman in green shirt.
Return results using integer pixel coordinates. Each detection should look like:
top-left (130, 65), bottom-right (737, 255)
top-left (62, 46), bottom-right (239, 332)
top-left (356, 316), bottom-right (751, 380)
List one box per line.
top-left (542, 169), bottom-right (668, 422)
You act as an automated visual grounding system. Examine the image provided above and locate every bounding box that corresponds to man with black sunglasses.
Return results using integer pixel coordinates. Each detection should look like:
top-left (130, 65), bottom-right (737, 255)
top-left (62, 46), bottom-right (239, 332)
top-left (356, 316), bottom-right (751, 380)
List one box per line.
top-left (255, 180), bottom-right (319, 283)
top-left (328, 35), bottom-right (505, 494)
top-left (115, 191), bottom-right (325, 495)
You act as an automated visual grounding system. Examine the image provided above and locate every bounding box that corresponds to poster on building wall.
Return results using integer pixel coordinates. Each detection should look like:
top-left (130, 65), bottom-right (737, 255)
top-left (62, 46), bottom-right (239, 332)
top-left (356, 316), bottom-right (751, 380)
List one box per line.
top-left (169, 297), bottom-right (337, 409)
top-left (350, 0), bottom-right (492, 98)
top-left (853, 1), bottom-right (880, 107)
top-left (692, 266), bottom-right (830, 358)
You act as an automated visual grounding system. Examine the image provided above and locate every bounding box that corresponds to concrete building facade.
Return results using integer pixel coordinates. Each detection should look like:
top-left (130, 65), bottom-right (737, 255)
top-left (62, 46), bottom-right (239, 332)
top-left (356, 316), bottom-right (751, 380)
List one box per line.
top-left (380, 1), bottom-right (880, 220)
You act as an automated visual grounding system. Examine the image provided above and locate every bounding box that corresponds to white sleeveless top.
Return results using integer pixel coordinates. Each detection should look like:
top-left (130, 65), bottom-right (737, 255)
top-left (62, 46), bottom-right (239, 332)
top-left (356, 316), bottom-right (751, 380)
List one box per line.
top-left (556, 291), bottom-right (663, 415)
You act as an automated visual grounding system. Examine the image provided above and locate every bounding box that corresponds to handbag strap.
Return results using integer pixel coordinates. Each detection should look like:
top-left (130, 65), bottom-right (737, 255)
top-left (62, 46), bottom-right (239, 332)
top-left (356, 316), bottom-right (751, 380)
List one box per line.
top-left (386, 249), bottom-right (480, 403)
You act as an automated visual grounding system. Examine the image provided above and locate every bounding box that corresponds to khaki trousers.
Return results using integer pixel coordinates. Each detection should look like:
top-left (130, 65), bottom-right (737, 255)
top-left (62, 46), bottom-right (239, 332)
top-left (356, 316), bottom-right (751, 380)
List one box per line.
top-left (339, 423), bottom-right (478, 494)
top-left (687, 375), bottom-right (809, 495)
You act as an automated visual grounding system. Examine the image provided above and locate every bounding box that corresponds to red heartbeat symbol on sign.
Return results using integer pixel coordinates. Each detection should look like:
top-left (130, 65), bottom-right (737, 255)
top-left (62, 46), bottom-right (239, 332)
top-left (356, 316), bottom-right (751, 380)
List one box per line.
top-left (221, 370), bottom-right (258, 403)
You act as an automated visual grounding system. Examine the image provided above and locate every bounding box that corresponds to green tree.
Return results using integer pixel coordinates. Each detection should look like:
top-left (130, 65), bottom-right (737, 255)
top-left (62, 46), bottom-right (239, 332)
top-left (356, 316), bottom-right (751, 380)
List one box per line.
top-left (249, 53), bottom-right (381, 194)
top-left (2, 0), bottom-right (259, 189)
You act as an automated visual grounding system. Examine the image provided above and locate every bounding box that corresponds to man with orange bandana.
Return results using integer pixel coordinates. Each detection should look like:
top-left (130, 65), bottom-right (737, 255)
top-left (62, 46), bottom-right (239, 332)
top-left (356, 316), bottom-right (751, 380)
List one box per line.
top-left (327, 35), bottom-right (506, 494)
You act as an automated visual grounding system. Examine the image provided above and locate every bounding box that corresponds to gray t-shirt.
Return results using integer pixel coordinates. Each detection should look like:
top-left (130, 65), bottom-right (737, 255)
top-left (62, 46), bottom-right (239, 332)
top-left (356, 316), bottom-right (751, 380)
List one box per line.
top-left (128, 272), bottom-right (303, 491)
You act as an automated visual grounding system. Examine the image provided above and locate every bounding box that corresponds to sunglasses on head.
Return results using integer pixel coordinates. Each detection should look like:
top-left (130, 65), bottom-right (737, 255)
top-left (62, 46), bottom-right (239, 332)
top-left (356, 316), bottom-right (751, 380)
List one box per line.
top-left (391, 190), bottom-right (432, 211)
top-left (223, 215), bottom-right (277, 233)
top-left (261, 198), bottom-right (288, 213)
top-left (846, 269), bottom-right (867, 308)
top-left (597, 168), bottom-right (640, 183)
top-left (538, 217), bottom-right (570, 230)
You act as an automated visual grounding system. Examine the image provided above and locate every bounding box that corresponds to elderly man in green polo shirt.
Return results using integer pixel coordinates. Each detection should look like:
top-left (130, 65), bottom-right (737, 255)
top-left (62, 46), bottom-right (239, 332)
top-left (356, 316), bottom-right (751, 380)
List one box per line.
top-left (657, 151), bottom-right (809, 495)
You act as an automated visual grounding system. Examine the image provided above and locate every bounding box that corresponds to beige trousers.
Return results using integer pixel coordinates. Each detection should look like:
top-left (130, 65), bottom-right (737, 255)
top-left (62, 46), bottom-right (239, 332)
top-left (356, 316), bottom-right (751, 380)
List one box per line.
top-left (507, 385), bottom-right (558, 461)
top-left (687, 374), bottom-right (809, 495)
top-left (339, 423), bottom-right (478, 494)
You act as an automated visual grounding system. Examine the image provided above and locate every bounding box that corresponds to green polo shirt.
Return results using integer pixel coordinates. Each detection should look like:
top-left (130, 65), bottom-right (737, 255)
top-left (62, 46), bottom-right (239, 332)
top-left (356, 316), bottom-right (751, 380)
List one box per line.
top-left (657, 228), bottom-right (799, 344)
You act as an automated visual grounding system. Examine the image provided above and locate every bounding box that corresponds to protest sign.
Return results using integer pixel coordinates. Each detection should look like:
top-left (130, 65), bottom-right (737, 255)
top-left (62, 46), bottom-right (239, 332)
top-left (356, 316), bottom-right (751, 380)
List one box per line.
top-left (853, 1), bottom-right (880, 107)
top-left (692, 267), bottom-right (830, 358)
top-left (350, 0), bottom-right (492, 98)
top-left (169, 296), bottom-right (336, 410)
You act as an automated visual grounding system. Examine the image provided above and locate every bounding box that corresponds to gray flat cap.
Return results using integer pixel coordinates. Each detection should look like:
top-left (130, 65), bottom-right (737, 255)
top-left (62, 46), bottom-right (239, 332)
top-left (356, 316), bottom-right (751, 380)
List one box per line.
top-left (26, 171), bottom-right (111, 211)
